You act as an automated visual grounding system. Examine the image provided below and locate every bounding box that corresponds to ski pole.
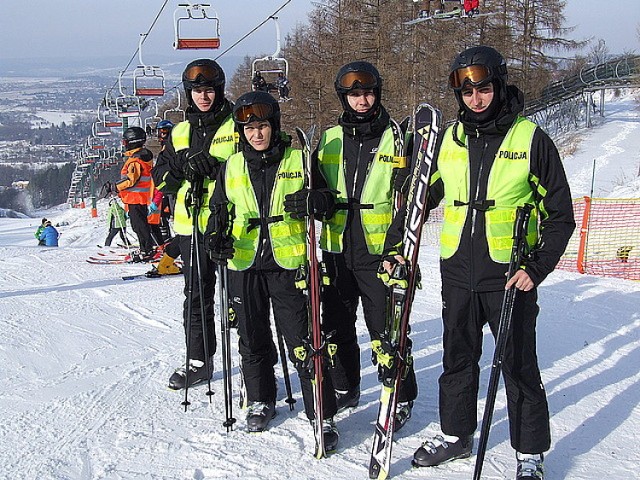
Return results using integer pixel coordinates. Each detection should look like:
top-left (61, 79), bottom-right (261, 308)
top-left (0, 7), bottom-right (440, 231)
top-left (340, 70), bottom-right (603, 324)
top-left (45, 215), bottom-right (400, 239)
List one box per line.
top-left (473, 204), bottom-right (533, 480)
top-left (182, 178), bottom-right (214, 410)
top-left (275, 322), bottom-right (296, 410)
top-left (218, 262), bottom-right (236, 431)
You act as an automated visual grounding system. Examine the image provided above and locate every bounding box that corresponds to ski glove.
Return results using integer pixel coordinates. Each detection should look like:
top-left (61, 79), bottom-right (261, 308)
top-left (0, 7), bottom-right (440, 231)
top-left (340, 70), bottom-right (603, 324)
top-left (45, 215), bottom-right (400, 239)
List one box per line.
top-left (183, 149), bottom-right (220, 182)
top-left (283, 188), bottom-right (335, 219)
top-left (392, 167), bottom-right (412, 195)
top-left (167, 150), bottom-right (188, 175)
top-left (205, 231), bottom-right (235, 265)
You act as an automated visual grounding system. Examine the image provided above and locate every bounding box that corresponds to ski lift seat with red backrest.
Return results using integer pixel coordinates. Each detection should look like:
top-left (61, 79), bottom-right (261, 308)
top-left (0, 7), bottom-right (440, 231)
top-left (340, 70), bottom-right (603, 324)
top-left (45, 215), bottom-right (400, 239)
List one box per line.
top-left (173, 4), bottom-right (221, 50)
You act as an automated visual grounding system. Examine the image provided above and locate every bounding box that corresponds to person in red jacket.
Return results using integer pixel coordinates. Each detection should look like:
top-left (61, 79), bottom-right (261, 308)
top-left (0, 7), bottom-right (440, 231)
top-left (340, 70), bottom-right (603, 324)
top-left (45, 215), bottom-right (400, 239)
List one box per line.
top-left (116, 126), bottom-right (155, 260)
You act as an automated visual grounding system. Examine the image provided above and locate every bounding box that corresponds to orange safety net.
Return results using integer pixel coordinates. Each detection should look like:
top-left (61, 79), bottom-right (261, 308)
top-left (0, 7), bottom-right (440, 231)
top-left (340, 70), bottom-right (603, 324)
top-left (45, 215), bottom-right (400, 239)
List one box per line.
top-left (557, 197), bottom-right (640, 281)
top-left (423, 198), bottom-right (639, 281)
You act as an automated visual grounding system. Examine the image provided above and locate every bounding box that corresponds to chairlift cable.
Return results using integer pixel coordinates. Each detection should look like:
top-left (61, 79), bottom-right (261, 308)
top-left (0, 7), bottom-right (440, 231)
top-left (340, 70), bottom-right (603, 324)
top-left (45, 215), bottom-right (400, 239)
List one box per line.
top-left (106, 0), bottom-right (171, 97)
top-left (213, 0), bottom-right (292, 61)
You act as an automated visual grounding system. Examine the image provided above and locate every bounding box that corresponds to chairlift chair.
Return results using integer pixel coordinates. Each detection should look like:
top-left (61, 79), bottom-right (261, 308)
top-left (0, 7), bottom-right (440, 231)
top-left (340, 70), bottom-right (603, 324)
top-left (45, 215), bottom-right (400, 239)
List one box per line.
top-left (87, 136), bottom-right (106, 152)
top-left (143, 99), bottom-right (163, 131)
top-left (117, 71), bottom-right (142, 118)
top-left (173, 3), bottom-right (221, 50)
top-left (250, 17), bottom-right (289, 93)
top-left (133, 34), bottom-right (166, 96)
top-left (99, 97), bottom-right (123, 128)
top-left (92, 120), bottom-right (112, 137)
top-left (163, 90), bottom-right (186, 123)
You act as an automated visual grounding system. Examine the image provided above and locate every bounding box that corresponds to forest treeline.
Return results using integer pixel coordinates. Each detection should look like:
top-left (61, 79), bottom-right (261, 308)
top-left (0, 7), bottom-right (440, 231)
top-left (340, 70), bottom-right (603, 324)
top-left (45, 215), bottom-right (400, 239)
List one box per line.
top-left (227, 0), bottom-right (590, 134)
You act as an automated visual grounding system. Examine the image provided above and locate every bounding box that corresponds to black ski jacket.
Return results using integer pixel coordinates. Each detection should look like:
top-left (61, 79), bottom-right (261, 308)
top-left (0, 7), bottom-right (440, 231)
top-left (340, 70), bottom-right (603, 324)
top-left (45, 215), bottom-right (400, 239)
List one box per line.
top-left (314, 107), bottom-right (394, 271)
top-left (152, 100), bottom-right (233, 194)
top-left (385, 86), bottom-right (575, 291)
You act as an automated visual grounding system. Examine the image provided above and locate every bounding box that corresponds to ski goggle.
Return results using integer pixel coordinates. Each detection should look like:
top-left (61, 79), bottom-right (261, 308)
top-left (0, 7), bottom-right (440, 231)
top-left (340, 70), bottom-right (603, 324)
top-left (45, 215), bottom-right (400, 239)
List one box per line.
top-left (448, 64), bottom-right (493, 90)
top-left (183, 63), bottom-right (223, 84)
top-left (336, 71), bottom-right (378, 90)
top-left (233, 103), bottom-right (276, 124)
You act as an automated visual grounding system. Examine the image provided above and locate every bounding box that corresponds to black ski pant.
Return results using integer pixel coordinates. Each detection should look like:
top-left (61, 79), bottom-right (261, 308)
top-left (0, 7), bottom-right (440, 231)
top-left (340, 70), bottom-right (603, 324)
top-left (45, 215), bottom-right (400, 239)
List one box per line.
top-left (178, 234), bottom-right (216, 362)
top-left (127, 203), bottom-right (154, 253)
top-left (439, 283), bottom-right (551, 454)
top-left (228, 268), bottom-right (337, 421)
top-left (322, 254), bottom-right (418, 403)
top-left (105, 227), bottom-right (127, 247)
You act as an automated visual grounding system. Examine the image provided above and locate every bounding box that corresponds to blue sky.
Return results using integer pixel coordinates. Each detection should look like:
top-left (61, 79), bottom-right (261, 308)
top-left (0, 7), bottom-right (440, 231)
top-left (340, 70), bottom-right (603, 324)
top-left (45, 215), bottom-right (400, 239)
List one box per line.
top-left (0, 0), bottom-right (638, 66)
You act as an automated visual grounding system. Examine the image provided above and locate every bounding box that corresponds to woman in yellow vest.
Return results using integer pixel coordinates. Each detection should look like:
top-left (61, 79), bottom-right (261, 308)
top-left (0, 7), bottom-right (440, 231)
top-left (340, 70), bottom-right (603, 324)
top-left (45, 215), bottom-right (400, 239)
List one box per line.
top-left (152, 59), bottom-right (236, 390)
top-left (205, 91), bottom-right (339, 449)
top-left (285, 61), bottom-right (418, 430)
top-left (384, 46), bottom-right (575, 479)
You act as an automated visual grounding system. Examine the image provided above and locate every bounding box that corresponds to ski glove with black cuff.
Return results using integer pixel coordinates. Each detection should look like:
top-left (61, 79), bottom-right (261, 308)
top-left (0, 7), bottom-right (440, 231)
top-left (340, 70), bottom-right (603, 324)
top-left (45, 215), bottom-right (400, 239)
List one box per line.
top-left (283, 188), bottom-right (335, 219)
top-left (183, 149), bottom-right (220, 182)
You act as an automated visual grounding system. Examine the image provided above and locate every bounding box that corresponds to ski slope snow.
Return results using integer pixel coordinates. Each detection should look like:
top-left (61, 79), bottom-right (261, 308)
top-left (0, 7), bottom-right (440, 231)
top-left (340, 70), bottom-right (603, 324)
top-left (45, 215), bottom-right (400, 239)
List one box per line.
top-left (0, 91), bottom-right (639, 480)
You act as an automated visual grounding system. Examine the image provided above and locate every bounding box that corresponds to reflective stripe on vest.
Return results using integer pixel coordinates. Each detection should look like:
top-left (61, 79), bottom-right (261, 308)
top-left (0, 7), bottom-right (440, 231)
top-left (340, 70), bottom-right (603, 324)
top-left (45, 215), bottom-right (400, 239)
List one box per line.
top-left (171, 117), bottom-right (236, 235)
top-left (119, 150), bottom-right (153, 205)
top-left (225, 147), bottom-right (306, 271)
top-left (438, 117), bottom-right (539, 263)
top-left (317, 124), bottom-right (397, 254)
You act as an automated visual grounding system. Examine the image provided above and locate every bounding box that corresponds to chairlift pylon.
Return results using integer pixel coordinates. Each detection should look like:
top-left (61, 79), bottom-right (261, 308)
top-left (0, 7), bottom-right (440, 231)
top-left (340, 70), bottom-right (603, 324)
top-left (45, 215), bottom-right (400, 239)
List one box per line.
top-left (173, 3), bottom-right (221, 50)
top-left (133, 34), bottom-right (166, 97)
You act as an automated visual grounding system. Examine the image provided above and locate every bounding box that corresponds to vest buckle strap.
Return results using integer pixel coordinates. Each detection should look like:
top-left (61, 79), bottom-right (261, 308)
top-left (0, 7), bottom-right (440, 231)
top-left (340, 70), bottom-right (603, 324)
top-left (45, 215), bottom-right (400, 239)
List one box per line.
top-left (335, 200), bottom-right (374, 210)
top-left (471, 199), bottom-right (495, 211)
top-left (247, 215), bottom-right (285, 232)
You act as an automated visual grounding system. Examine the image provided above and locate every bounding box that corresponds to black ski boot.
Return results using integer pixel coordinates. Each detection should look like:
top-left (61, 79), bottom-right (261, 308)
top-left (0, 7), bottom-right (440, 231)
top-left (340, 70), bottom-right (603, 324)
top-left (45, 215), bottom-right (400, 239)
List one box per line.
top-left (246, 402), bottom-right (276, 432)
top-left (394, 401), bottom-right (413, 432)
top-left (412, 434), bottom-right (473, 467)
top-left (516, 453), bottom-right (544, 479)
top-left (168, 358), bottom-right (212, 390)
top-left (335, 387), bottom-right (360, 412)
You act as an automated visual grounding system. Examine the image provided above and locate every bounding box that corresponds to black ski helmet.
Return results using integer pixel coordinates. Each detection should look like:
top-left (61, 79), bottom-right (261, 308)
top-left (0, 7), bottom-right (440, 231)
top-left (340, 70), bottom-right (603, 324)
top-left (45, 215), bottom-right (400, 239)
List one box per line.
top-left (334, 61), bottom-right (383, 121)
top-left (232, 91), bottom-right (281, 148)
top-left (449, 46), bottom-right (508, 106)
top-left (122, 126), bottom-right (146, 150)
top-left (182, 59), bottom-right (226, 111)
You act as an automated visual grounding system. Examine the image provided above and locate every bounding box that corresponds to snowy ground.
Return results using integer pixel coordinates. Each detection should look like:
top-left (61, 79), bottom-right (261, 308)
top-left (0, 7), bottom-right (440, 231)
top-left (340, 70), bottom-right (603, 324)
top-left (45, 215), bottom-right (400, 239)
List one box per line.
top-left (0, 92), bottom-right (639, 480)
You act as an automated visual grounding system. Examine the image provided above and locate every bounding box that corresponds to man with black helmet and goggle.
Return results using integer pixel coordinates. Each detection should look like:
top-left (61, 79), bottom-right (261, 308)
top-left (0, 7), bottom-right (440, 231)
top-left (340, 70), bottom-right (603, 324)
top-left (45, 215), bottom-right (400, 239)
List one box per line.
top-left (283, 61), bottom-right (418, 432)
top-left (152, 59), bottom-right (237, 391)
top-left (384, 46), bottom-right (575, 479)
top-left (204, 91), bottom-right (339, 449)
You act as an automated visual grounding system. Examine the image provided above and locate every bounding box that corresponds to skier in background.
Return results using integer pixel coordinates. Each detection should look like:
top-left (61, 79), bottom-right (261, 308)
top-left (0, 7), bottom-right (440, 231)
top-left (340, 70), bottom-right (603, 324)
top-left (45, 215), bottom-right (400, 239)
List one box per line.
top-left (104, 197), bottom-right (129, 247)
top-left (34, 217), bottom-right (48, 246)
top-left (116, 126), bottom-right (155, 261)
top-left (39, 220), bottom-right (60, 247)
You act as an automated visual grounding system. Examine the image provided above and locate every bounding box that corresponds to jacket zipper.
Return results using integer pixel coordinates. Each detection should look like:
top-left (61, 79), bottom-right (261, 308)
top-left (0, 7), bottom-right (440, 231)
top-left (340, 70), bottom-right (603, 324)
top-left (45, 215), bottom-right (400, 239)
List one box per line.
top-left (469, 133), bottom-right (488, 291)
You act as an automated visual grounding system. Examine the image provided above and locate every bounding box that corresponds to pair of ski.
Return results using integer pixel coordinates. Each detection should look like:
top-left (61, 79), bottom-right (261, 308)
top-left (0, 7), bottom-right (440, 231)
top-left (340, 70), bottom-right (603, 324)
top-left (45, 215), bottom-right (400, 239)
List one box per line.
top-left (295, 105), bottom-right (442, 463)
